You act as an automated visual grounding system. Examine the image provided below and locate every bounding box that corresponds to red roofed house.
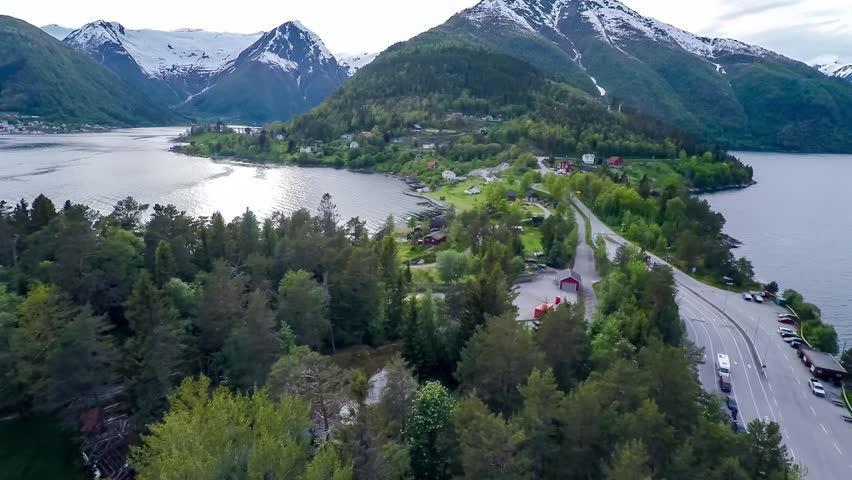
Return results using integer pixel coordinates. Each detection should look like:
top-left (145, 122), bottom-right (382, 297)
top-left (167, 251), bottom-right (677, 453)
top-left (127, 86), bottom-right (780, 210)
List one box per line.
top-left (557, 268), bottom-right (582, 291)
top-left (426, 161), bottom-right (438, 169)
top-left (559, 161), bottom-right (575, 173)
top-left (606, 156), bottom-right (624, 168)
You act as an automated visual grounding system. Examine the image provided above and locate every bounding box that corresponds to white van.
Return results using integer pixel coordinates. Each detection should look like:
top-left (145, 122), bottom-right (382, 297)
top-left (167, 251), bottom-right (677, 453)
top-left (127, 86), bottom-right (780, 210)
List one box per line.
top-left (717, 353), bottom-right (731, 377)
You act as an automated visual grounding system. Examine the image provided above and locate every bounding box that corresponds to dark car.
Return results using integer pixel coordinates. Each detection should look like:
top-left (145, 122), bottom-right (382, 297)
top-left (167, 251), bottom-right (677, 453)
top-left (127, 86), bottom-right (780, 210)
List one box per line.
top-left (719, 375), bottom-right (732, 393)
top-left (731, 420), bottom-right (746, 434)
top-left (726, 396), bottom-right (739, 417)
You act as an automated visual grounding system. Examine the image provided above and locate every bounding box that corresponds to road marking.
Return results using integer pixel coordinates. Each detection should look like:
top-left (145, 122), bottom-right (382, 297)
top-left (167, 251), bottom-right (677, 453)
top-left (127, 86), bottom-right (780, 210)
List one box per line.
top-left (810, 406), bottom-right (817, 416)
top-left (821, 423), bottom-right (828, 434)
top-left (774, 397), bottom-right (778, 407)
top-left (796, 377), bottom-right (801, 385)
top-left (768, 383), bottom-right (773, 393)
top-left (833, 442), bottom-right (842, 455)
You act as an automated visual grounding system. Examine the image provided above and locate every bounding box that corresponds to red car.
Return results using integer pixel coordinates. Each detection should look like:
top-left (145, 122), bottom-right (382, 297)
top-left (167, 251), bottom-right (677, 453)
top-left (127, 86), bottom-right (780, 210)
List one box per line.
top-left (777, 317), bottom-right (797, 325)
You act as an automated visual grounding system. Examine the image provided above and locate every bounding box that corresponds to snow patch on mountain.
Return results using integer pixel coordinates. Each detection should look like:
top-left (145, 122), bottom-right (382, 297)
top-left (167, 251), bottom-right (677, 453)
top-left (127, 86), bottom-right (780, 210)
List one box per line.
top-left (462, 0), bottom-right (538, 33)
top-left (41, 24), bottom-right (74, 40)
top-left (589, 76), bottom-right (606, 96)
top-left (462, 0), bottom-right (772, 62)
top-left (579, 0), bottom-right (769, 59)
top-left (817, 61), bottom-right (852, 81)
top-left (337, 52), bottom-right (379, 76)
top-left (64, 21), bottom-right (262, 79)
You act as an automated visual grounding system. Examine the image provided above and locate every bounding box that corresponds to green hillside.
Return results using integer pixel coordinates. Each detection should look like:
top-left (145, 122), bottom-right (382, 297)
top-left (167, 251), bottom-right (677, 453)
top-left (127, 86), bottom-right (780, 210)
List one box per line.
top-left (289, 31), bottom-right (689, 157)
top-left (0, 16), bottom-right (174, 126)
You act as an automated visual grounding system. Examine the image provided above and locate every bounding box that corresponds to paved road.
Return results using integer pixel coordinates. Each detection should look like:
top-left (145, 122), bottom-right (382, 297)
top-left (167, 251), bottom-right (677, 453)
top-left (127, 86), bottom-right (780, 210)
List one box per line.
top-left (571, 208), bottom-right (599, 320)
top-left (573, 198), bottom-right (852, 479)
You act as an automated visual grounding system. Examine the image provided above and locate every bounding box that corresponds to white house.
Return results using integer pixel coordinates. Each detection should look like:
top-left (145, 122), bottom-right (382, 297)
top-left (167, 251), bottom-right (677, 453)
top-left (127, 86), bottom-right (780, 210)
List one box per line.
top-left (442, 170), bottom-right (457, 182)
top-left (275, 134), bottom-right (285, 141)
top-left (465, 186), bottom-right (481, 195)
top-left (299, 146), bottom-right (314, 154)
top-left (349, 141), bottom-right (360, 149)
top-left (582, 154), bottom-right (595, 165)
top-left (422, 143), bottom-right (436, 150)
top-left (341, 133), bottom-right (354, 141)
top-left (484, 176), bottom-right (497, 184)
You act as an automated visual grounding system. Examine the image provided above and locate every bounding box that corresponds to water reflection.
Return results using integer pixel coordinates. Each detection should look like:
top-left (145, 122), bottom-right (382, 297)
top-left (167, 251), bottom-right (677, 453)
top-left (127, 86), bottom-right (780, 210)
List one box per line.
top-left (0, 127), bottom-right (432, 230)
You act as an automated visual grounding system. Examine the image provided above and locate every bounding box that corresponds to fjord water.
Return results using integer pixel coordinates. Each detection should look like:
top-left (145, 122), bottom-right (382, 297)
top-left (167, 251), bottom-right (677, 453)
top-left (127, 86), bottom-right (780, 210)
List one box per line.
top-left (703, 152), bottom-right (852, 346)
top-left (0, 127), bottom-right (430, 230)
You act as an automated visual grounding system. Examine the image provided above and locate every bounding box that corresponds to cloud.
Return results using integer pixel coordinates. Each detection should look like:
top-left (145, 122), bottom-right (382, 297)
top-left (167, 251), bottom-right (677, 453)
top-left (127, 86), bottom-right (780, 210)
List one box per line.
top-left (715, 0), bottom-right (801, 22)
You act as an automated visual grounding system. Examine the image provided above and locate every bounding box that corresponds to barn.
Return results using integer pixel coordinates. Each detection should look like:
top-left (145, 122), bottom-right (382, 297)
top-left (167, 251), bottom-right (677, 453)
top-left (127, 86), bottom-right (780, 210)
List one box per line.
top-left (556, 269), bottom-right (582, 291)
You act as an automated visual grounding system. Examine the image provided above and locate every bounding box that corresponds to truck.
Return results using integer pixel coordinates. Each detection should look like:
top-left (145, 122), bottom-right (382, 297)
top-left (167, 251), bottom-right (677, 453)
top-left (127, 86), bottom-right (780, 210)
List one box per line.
top-left (717, 353), bottom-right (731, 377)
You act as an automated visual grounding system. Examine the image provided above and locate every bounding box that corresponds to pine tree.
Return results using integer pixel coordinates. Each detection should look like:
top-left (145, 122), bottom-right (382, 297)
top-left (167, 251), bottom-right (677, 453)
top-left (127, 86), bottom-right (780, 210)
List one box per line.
top-left (208, 212), bottom-right (227, 261)
top-left (123, 272), bottom-right (186, 428)
top-left (222, 290), bottom-right (280, 389)
top-left (153, 240), bottom-right (177, 286)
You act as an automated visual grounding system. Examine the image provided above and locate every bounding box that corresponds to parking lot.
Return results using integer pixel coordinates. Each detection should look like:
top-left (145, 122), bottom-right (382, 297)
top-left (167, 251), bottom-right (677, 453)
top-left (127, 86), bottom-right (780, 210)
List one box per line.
top-left (513, 272), bottom-right (578, 321)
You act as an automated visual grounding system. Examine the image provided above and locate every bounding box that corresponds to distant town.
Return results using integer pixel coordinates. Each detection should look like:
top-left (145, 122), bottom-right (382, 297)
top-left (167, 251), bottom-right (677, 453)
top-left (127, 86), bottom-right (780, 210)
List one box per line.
top-left (0, 113), bottom-right (112, 134)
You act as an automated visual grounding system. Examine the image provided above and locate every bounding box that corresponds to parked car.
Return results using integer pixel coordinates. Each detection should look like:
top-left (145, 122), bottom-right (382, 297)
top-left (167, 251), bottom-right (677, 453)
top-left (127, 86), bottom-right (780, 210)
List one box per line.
top-left (726, 396), bottom-right (739, 417)
top-left (742, 293), bottom-right (753, 301)
top-left (783, 335), bottom-right (804, 344)
top-left (789, 339), bottom-right (804, 349)
top-left (753, 295), bottom-right (764, 303)
top-left (777, 317), bottom-right (797, 325)
top-left (730, 420), bottom-right (746, 434)
top-left (778, 313), bottom-right (798, 320)
top-left (778, 327), bottom-right (795, 337)
top-left (809, 379), bottom-right (826, 397)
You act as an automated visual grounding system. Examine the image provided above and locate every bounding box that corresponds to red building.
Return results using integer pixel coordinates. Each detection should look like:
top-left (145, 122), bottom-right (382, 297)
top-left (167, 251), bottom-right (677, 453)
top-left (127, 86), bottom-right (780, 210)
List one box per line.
top-left (534, 303), bottom-right (554, 319)
top-left (423, 231), bottom-right (448, 246)
top-left (559, 161), bottom-right (575, 173)
top-left (557, 269), bottom-right (582, 291)
top-left (606, 156), bottom-right (625, 168)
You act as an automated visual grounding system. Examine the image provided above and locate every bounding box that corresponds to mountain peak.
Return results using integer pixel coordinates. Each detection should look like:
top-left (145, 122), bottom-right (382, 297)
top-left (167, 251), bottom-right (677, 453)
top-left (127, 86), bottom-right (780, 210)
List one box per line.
top-left (337, 52), bottom-right (379, 76)
top-left (65, 20), bottom-right (127, 50)
top-left (240, 20), bottom-right (336, 72)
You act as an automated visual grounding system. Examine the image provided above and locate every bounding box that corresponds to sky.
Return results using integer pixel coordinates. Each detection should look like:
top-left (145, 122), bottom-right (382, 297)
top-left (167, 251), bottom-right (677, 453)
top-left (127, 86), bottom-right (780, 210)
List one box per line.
top-left (7, 0), bottom-right (852, 64)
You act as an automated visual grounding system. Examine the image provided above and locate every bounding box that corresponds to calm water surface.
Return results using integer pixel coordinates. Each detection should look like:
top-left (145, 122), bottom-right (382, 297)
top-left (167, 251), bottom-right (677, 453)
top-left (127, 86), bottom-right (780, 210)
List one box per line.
top-left (0, 127), bottom-right (431, 230)
top-left (703, 152), bottom-right (852, 347)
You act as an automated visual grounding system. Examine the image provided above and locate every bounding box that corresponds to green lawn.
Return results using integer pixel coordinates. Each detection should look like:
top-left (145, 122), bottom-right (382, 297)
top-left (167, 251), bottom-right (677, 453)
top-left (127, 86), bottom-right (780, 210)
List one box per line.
top-left (0, 416), bottom-right (84, 480)
top-left (425, 179), bottom-right (487, 212)
top-left (520, 228), bottom-right (544, 254)
top-left (622, 159), bottom-right (685, 189)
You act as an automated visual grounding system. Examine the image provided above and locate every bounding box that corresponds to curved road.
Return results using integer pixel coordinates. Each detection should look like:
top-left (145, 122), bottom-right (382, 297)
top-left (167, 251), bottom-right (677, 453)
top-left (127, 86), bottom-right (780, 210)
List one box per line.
top-left (573, 197), bottom-right (852, 479)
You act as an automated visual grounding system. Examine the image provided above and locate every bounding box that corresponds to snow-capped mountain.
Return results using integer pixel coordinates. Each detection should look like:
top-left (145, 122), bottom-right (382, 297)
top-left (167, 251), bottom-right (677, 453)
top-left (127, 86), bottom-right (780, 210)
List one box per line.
top-left (62, 21), bottom-right (262, 103)
top-left (816, 61), bottom-right (852, 82)
top-left (337, 52), bottom-right (379, 76)
top-left (41, 24), bottom-right (73, 40)
top-left (442, 0), bottom-right (814, 144)
top-left (185, 21), bottom-right (348, 123)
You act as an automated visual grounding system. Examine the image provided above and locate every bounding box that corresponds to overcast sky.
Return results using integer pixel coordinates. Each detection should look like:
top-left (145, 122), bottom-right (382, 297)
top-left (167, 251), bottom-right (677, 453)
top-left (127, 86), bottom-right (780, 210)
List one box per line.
top-left (7, 0), bottom-right (851, 64)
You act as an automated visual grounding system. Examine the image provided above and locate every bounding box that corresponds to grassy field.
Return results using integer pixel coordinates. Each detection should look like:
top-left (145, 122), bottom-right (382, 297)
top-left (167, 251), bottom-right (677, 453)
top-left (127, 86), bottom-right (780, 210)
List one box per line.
top-left (425, 179), bottom-right (487, 212)
top-left (520, 228), bottom-right (543, 254)
top-left (622, 159), bottom-right (685, 189)
top-left (0, 416), bottom-right (84, 480)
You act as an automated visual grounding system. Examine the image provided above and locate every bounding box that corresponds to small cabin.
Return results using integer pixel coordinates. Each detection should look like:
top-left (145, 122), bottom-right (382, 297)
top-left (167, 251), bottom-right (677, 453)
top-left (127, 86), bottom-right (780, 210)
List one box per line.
top-left (424, 231), bottom-right (448, 246)
top-left (507, 190), bottom-right (517, 202)
top-left (556, 269), bottom-right (582, 291)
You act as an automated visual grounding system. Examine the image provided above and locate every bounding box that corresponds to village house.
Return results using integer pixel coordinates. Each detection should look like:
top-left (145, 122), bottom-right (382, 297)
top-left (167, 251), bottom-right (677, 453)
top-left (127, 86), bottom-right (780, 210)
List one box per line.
top-left (582, 154), bottom-right (596, 165)
top-left (360, 131), bottom-right (374, 138)
top-left (341, 133), bottom-right (354, 141)
top-left (607, 156), bottom-right (625, 168)
top-left (442, 170), bottom-right (457, 182)
top-left (426, 161), bottom-right (438, 169)
top-left (423, 231), bottom-right (448, 246)
top-left (424, 128), bottom-right (440, 134)
top-left (430, 216), bottom-right (450, 231)
top-left (275, 134), bottom-right (285, 141)
top-left (465, 186), bottom-right (481, 195)
top-left (299, 146), bottom-right (314, 154)
top-left (525, 191), bottom-right (539, 203)
top-left (507, 190), bottom-right (518, 202)
top-left (422, 143), bottom-right (436, 150)
top-left (559, 161), bottom-right (575, 173)
top-left (349, 141), bottom-right (360, 149)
